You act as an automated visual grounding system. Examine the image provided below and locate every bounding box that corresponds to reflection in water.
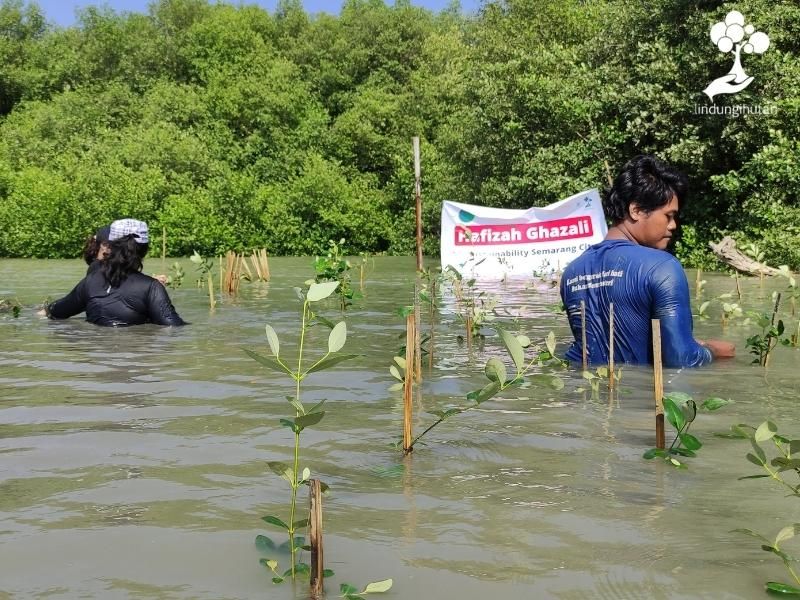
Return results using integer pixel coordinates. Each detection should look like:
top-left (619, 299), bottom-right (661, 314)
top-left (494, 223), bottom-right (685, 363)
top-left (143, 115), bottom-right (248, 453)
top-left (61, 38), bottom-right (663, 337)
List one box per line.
top-left (0, 257), bottom-right (798, 598)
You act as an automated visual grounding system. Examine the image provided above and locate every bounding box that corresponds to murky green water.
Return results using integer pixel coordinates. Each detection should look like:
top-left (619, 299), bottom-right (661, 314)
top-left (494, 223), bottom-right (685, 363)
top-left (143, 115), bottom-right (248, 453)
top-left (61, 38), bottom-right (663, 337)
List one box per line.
top-left (1, 257), bottom-right (799, 599)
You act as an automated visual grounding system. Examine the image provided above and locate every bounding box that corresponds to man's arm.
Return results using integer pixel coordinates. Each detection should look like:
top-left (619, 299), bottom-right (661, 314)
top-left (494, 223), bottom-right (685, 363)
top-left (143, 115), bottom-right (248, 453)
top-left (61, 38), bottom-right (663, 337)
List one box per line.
top-left (650, 258), bottom-right (716, 368)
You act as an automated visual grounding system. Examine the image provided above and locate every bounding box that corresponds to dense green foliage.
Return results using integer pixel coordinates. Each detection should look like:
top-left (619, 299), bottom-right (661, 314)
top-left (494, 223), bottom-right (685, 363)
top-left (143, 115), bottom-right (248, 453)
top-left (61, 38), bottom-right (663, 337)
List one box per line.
top-left (0, 0), bottom-right (798, 265)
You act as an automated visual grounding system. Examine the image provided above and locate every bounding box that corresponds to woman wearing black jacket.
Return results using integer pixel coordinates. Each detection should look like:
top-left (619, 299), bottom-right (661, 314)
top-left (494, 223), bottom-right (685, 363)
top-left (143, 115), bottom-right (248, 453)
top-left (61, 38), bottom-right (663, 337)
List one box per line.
top-left (46, 219), bottom-right (186, 327)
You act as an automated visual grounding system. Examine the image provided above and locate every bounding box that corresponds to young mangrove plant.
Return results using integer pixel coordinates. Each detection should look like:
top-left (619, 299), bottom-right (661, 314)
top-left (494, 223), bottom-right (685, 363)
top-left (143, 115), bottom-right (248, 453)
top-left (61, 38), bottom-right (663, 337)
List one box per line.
top-left (399, 328), bottom-right (563, 452)
top-left (246, 281), bottom-right (359, 582)
top-left (746, 293), bottom-right (790, 366)
top-left (576, 366), bottom-right (623, 400)
top-left (190, 251), bottom-right (216, 308)
top-left (731, 421), bottom-right (800, 595)
top-left (643, 393), bottom-right (730, 468)
top-left (313, 239), bottom-right (361, 311)
top-left (0, 297), bottom-right (21, 318)
top-left (442, 264), bottom-right (498, 344)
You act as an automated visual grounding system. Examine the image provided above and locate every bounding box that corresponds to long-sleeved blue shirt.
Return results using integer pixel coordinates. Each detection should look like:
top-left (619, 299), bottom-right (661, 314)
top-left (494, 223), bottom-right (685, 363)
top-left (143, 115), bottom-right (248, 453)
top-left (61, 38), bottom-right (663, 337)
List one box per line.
top-left (560, 239), bottom-right (711, 368)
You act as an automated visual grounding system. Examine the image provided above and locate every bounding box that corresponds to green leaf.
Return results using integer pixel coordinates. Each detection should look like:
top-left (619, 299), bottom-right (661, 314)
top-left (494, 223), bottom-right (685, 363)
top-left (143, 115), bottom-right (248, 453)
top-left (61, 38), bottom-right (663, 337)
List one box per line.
top-left (643, 448), bottom-right (668, 459)
top-left (362, 579), bottom-right (393, 594)
top-left (776, 525), bottom-right (800, 545)
top-left (271, 576), bottom-right (284, 584)
top-left (307, 281), bottom-right (339, 302)
top-left (663, 397), bottom-right (685, 431)
top-left (388, 382), bottom-right (403, 392)
top-left (738, 474), bottom-right (770, 480)
top-left (341, 584), bottom-right (359, 596)
top-left (267, 461), bottom-right (294, 483)
top-left (243, 349), bottom-right (293, 376)
top-left (467, 381), bottom-right (502, 404)
top-left (671, 447), bottom-right (697, 457)
top-left (293, 518), bottom-right (309, 529)
top-left (665, 391), bottom-right (693, 406)
top-left (516, 334), bottom-right (531, 348)
top-left (279, 418), bottom-right (299, 433)
top-left (484, 357), bottom-right (507, 384)
top-left (389, 365), bottom-right (403, 381)
top-left (746, 452), bottom-right (766, 466)
top-left (393, 356), bottom-right (407, 369)
top-left (305, 354), bottom-right (360, 374)
top-left (314, 314), bottom-right (336, 329)
top-left (288, 397), bottom-right (305, 415)
top-left (701, 397), bottom-right (730, 411)
top-left (528, 374), bottom-right (563, 390)
top-left (295, 411), bottom-right (325, 430)
top-left (323, 569), bottom-right (335, 577)
top-left (545, 331), bottom-right (556, 356)
top-left (497, 328), bottom-right (525, 372)
top-left (397, 305), bottom-right (414, 317)
top-left (751, 439), bottom-right (767, 463)
top-left (755, 421), bottom-right (778, 442)
top-left (261, 515), bottom-right (289, 530)
top-left (255, 535), bottom-right (276, 552)
top-left (307, 399), bottom-right (326, 414)
top-left (732, 528), bottom-right (772, 544)
top-left (766, 582), bottom-right (800, 595)
top-left (300, 467), bottom-right (310, 482)
top-left (264, 324), bottom-right (280, 357)
top-left (328, 321), bottom-right (347, 353)
top-left (679, 433), bottom-right (703, 451)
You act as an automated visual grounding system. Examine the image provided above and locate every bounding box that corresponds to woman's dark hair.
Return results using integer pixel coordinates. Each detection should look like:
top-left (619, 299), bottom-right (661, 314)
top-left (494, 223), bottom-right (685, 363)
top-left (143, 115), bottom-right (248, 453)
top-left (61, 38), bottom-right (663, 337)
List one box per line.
top-left (82, 235), bottom-right (101, 266)
top-left (602, 155), bottom-right (688, 224)
top-left (102, 236), bottom-right (149, 287)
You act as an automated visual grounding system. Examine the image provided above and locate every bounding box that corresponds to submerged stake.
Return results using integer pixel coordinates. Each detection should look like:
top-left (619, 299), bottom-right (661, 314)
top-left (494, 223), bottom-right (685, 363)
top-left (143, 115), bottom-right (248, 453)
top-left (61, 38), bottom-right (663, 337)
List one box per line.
top-left (309, 479), bottom-right (324, 599)
top-left (403, 314), bottom-right (415, 454)
top-left (652, 319), bottom-right (665, 449)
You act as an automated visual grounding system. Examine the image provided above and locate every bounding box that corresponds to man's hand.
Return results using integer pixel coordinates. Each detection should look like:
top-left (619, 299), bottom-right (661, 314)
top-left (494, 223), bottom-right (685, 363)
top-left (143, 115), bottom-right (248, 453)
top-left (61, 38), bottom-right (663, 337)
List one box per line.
top-left (700, 339), bottom-right (736, 359)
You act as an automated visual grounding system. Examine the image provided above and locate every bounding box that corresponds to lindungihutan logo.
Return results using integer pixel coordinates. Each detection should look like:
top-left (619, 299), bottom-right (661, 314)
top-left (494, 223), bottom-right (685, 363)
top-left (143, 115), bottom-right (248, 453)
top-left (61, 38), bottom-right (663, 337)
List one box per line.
top-left (703, 10), bottom-right (770, 102)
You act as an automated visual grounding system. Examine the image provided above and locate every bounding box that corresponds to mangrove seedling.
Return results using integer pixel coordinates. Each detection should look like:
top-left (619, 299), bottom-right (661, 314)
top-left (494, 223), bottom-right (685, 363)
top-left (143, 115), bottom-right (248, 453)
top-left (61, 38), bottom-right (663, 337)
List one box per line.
top-left (340, 579), bottom-right (393, 600)
top-left (246, 281), bottom-right (359, 581)
top-left (313, 239), bottom-right (361, 311)
top-left (643, 393), bottom-right (730, 468)
top-left (190, 251), bottom-right (216, 308)
top-left (731, 421), bottom-right (800, 595)
top-left (0, 297), bottom-right (21, 318)
top-left (400, 329), bottom-right (563, 452)
top-left (576, 366), bottom-right (622, 400)
top-left (746, 293), bottom-right (789, 366)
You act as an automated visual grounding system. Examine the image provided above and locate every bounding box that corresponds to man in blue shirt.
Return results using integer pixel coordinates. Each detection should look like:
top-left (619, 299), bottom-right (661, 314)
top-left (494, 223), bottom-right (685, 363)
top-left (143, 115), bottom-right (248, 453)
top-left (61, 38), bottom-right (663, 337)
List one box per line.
top-left (560, 155), bottom-right (734, 368)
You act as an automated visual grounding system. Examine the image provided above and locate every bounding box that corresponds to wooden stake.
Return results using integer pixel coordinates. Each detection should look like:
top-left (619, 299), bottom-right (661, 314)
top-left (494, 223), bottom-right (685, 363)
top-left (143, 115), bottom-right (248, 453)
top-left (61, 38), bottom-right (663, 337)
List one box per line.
top-left (608, 302), bottom-right (615, 391)
top-left (735, 272), bottom-right (742, 300)
top-left (161, 226), bottom-right (166, 273)
top-left (580, 300), bottom-right (588, 370)
top-left (695, 268), bottom-right (702, 297)
top-left (652, 319), bottom-right (665, 449)
top-left (414, 280), bottom-right (422, 384)
top-left (402, 314), bottom-right (415, 454)
top-left (413, 136), bottom-right (423, 272)
top-left (309, 479), bottom-right (324, 599)
top-left (465, 313), bottom-right (472, 353)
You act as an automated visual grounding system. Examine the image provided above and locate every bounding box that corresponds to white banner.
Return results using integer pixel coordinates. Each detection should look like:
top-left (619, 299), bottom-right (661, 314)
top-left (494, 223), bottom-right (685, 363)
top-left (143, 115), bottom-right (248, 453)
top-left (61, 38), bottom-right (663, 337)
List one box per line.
top-left (440, 189), bottom-right (607, 278)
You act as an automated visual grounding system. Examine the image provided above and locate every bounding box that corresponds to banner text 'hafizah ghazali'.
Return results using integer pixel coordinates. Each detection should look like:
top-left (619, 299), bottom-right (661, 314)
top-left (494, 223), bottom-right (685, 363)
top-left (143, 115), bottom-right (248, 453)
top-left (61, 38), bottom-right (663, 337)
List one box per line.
top-left (440, 189), bottom-right (607, 279)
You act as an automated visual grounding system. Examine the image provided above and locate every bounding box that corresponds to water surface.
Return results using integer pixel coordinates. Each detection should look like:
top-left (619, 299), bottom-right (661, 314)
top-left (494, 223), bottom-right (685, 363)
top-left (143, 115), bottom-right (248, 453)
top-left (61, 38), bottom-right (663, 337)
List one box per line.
top-left (1, 257), bottom-right (798, 599)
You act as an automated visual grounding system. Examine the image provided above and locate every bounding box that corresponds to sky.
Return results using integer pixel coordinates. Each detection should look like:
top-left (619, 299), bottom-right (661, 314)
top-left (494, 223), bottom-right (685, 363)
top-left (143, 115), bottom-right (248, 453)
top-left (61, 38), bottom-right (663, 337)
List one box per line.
top-left (34, 0), bottom-right (482, 27)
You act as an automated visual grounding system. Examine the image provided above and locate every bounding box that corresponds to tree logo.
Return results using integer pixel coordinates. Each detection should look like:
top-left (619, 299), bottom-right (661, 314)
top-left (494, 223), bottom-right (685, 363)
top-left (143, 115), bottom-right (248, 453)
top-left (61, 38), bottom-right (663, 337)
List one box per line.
top-left (703, 11), bottom-right (770, 101)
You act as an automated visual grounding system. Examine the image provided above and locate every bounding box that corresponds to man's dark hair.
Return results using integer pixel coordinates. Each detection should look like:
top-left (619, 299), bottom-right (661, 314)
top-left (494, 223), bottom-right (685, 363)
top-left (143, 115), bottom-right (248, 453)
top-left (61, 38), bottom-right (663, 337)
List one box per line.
top-left (603, 155), bottom-right (688, 224)
top-left (82, 235), bottom-right (101, 266)
top-left (102, 236), bottom-right (149, 288)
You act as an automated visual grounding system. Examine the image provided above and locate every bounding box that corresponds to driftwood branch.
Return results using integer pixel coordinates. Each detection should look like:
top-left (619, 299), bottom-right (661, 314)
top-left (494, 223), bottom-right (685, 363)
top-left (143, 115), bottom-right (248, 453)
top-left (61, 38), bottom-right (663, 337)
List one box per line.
top-left (708, 236), bottom-right (782, 276)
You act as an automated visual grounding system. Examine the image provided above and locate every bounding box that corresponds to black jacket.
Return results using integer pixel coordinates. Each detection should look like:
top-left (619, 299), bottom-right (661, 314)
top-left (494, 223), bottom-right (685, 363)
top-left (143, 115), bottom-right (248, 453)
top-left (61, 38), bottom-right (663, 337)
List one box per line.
top-left (48, 269), bottom-right (186, 327)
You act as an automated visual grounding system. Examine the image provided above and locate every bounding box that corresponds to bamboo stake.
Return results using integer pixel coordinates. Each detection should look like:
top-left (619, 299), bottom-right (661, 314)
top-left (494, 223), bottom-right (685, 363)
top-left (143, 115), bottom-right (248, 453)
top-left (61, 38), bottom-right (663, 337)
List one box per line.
top-left (309, 479), bottom-right (324, 599)
top-left (413, 136), bottom-right (423, 272)
top-left (402, 314), bottom-right (415, 454)
top-left (414, 280), bottom-right (422, 384)
top-left (695, 268), bottom-right (702, 297)
top-left (580, 300), bottom-right (588, 370)
top-left (735, 272), bottom-right (742, 300)
top-left (652, 319), bottom-right (665, 449)
top-left (465, 313), bottom-right (472, 354)
top-left (608, 302), bottom-right (615, 391)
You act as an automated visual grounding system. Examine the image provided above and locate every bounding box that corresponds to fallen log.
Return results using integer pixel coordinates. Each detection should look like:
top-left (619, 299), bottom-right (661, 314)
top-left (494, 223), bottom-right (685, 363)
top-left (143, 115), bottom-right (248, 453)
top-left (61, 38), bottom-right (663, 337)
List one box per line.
top-left (708, 236), bottom-right (782, 276)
